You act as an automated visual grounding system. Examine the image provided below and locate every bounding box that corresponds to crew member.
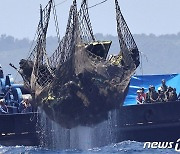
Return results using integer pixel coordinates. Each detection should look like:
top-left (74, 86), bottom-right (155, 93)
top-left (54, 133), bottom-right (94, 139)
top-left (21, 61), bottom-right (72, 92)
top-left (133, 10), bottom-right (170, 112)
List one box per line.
top-left (140, 87), bottom-right (146, 99)
top-left (136, 89), bottom-right (145, 104)
top-left (150, 86), bottom-right (158, 103)
top-left (145, 85), bottom-right (152, 103)
top-left (165, 86), bottom-right (173, 101)
top-left (159, 79), bottom-right (168, 93)
top-left (0, 65), bottom-right (3, 78)
top-left (19, 98), bottom-right (32, 113)
top-left (157, 87), bottom-right (165, 102)
top-left (0, 99), bottom-right (8, 114)
top-left (168, 88), bottom-right (178, 101)
top-left (136, 90), bottom-right (143, 104)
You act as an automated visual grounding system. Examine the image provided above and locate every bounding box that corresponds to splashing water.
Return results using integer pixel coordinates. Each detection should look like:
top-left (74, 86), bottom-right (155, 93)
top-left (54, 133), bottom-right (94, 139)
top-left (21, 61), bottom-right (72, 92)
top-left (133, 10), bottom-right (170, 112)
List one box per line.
top-left (0, 141), bottom-right (176, 154)
top-left (37, 108), bottom-right (120, 150)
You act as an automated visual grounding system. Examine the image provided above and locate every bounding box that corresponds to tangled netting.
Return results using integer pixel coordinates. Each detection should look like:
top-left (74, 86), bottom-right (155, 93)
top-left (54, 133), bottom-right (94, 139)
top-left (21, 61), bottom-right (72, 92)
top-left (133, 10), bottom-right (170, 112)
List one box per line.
top-left (19, 0), bottom-right (140, 128)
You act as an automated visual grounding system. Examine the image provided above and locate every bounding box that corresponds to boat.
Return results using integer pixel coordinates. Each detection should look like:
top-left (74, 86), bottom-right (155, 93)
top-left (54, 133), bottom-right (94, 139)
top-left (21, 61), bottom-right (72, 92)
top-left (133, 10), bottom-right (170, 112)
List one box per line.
top-left (0, 112), bottom-right (39, 146)
top-left (17, 0), bottom-right (140, 128)
top-left (0, 68), bottom-right (39, 146)
top-left (1, 73), bottom-right (180, 147)
top-left (115, 74), bottom-right (180, 144)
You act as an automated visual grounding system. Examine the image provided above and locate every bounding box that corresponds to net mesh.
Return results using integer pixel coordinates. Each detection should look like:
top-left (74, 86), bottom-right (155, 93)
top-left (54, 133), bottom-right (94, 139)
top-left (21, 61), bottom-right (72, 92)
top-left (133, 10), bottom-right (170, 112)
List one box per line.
top-left (49, 0), bottom-right (78, 69)
top-left (19, 0), bottom-right (54, 92)
top-left (17, 0), bottom-right (141, 127)
top-left (115, 0), bottom-right (139, 68)
top-left (19, 0), bottom-right (140, 99)
top-left (20, 0), bottom-right (96, 95)
top-left (49, 0), bottom-right (95, 69)
top-left (78, 0), bottom-right (95, 43)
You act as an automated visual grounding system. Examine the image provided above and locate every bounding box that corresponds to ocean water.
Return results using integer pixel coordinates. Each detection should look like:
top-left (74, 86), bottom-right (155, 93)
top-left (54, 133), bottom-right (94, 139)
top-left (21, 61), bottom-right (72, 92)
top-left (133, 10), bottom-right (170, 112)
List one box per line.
top-left (0, 141), bottom-right (176, 154)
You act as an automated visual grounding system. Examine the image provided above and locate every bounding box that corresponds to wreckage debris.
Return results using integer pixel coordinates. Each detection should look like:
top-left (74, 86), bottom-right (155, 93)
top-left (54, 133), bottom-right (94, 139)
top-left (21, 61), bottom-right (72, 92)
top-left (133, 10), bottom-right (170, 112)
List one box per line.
top-left (17, 0), bottom-right (140, 128)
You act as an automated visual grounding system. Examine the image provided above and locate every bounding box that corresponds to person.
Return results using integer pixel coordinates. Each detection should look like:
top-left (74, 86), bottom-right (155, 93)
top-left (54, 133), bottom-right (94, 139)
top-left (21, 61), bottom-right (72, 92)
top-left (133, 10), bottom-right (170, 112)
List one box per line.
top-left (0, 99), bottom-right (8, 114)
top-left (149, 86), bottom-right (158, 103)
top-left (165, 86), bottom-right (173, 101)
top-left (136, 88), bottom-right (146, 104)
top-left (159, 79), bottom-right (168, 93)
top-left (157, 87), bottom-right (165, 102)
top-left (0, 64), bottom-right (4, 78)
top-left (168, 88), bottom-right (178, 101)
top-left (140, 87), bottom-right (146, 99)
top-left (145, 86), bottom-right (152, 103)
top-left (19, 98), bottom-right (32, 113)
top-left (136, 90), bottom-right (143, 104)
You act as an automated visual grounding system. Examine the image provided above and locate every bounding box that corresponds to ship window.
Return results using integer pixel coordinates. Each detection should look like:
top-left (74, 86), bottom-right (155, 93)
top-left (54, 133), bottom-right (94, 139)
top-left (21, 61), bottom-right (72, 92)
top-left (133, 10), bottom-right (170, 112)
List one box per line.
top-left (86, 44), bottom-right (105, 58)
top-left (85, 41), bottom-right (112, 59)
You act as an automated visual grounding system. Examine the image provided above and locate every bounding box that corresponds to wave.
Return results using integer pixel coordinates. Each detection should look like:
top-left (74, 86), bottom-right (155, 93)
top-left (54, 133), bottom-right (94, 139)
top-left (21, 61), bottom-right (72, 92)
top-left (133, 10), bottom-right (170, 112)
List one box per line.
top-left (0, 141), bottom-right (175, 154)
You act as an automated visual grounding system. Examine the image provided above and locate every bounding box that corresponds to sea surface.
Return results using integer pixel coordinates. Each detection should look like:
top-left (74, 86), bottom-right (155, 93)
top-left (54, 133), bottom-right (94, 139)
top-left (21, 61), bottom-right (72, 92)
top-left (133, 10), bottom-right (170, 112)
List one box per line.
top-left (0, 141), bottom-right (176, 154)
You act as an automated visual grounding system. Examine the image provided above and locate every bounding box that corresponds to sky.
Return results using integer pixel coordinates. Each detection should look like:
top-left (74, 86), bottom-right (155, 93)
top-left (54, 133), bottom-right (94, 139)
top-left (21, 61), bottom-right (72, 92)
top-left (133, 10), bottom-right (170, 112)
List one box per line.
top-left (0, 0), bottom-right (180, 39)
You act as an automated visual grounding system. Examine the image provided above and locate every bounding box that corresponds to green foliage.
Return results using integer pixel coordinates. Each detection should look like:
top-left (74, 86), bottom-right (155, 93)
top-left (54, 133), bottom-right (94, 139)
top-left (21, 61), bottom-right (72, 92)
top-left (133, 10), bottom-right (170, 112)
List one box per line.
top-left (0, 34), bottom-right (30, 51)
top-left (1, 33), bottom-right (180, 76)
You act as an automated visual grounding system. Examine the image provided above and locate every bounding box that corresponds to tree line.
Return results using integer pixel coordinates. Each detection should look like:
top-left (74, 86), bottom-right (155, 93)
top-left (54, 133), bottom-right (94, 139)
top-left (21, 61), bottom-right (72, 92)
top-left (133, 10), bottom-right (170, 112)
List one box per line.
top-left (1, 33), bottom-right (180, 74)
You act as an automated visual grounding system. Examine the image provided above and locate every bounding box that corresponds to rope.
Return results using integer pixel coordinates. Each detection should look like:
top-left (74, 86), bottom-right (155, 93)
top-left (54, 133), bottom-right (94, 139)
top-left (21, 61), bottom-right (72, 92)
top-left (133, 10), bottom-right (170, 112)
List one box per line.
top-left (55, 0), bottom-right (108, 9)
top-left (139, 51), bottom-right (144, 76)
top-left (55, 0), bottom-right (68, 6)
top-left (52, 0), bottom-right (61, 43)
top-left (89, 0), bottom-right (108, 9)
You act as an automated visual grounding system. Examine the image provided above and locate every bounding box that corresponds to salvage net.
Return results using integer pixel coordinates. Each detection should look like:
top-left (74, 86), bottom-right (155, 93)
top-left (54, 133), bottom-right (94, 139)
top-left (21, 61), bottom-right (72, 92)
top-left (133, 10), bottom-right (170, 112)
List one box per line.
top-left (49, 0), bottom-right (78, 69)
top-left (19, 0), bottom-right (140, 98)
top-left (115, 0), bottom-right (139, 68)
top-left (30, 0), bottom-right (55, 94)
top-left (49, 0), bottom-right (95, 69)
top-left (78, 0), bottom-right (95, 43)
top-left (20, 0), bottom-right (96, 95)
top-left (19, 0), bottom-right (54, 92)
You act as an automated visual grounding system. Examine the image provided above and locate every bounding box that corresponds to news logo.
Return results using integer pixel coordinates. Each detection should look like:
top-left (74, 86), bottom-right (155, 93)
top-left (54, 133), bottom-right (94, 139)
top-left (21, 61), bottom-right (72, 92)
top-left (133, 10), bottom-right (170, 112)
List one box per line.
top-left (143, 139), bottom-right (180, 152)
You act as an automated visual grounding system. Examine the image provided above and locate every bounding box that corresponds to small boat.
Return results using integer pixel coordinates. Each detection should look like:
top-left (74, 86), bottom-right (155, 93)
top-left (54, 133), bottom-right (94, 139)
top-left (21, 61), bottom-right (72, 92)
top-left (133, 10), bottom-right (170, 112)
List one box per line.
top-left (0, 70), bottom-right (39, 146)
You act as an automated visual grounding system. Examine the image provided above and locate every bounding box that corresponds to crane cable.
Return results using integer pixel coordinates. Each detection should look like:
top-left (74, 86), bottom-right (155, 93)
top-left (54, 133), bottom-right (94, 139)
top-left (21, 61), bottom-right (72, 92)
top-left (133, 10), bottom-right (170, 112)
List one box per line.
top-left (89, 0), bottom-right (108, 9)
top-left (55, 0), bottom-right (108, 9)
top-left (55, 0), bottom-right (68, 6)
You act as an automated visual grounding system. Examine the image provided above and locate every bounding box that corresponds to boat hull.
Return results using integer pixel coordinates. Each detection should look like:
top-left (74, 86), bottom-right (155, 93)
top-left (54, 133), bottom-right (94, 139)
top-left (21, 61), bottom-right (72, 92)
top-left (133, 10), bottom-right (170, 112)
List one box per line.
top-left (116, 101), bottom-right (180, 143)
top-left (1, 101), bottom-right (180, 146)
top-left (0, 112), bottom-right (39, 146)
